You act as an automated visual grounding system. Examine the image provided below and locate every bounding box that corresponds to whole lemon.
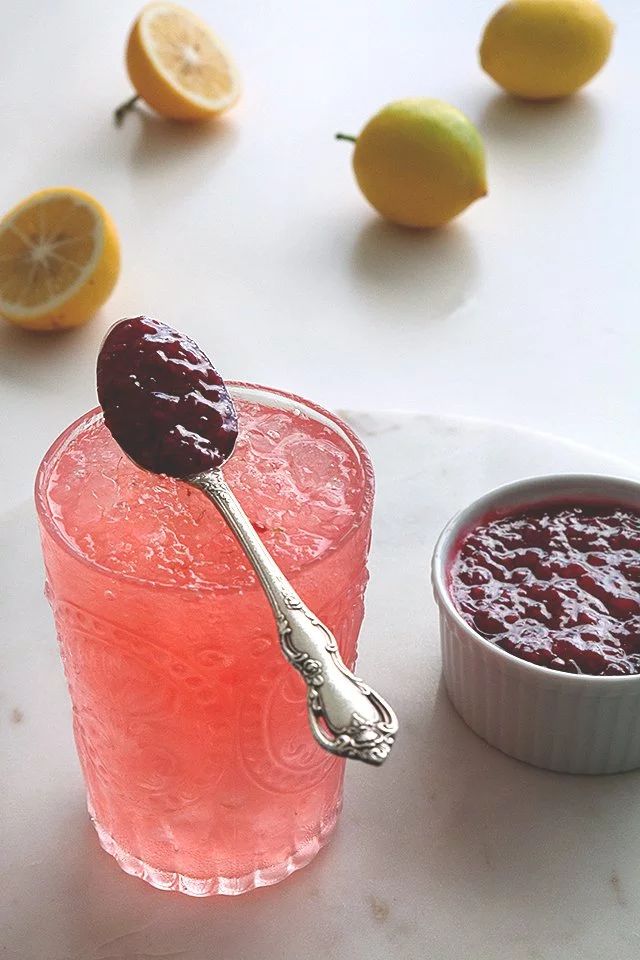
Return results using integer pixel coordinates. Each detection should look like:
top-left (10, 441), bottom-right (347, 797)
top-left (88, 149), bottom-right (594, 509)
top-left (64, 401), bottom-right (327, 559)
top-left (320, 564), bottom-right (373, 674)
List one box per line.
top-left (480, 0), bottom-right (614, 100)
top-left (341, 98), bottom-right (487, 228)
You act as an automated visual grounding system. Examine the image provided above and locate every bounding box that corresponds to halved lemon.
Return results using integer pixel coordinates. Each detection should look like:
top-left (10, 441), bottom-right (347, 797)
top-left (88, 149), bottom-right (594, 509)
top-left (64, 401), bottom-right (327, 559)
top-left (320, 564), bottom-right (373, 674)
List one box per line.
top-left (125, 2), bottom-right (241, 121)
top-left (0, 188), bottom-right (120, 332)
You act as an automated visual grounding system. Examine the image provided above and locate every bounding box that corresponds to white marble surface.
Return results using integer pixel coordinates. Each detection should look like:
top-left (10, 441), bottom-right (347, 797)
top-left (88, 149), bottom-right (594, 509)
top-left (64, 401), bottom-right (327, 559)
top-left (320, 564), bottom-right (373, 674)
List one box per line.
top-left (3, 411), bottom-right (640, 960)
top-left (1, 0), bottom-right (640, 519)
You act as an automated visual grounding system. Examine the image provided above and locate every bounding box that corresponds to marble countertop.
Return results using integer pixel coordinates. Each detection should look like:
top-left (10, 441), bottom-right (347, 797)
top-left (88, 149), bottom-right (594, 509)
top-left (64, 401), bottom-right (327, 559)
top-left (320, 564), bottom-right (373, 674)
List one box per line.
top-left (3, 411), bottom-right (640, 960)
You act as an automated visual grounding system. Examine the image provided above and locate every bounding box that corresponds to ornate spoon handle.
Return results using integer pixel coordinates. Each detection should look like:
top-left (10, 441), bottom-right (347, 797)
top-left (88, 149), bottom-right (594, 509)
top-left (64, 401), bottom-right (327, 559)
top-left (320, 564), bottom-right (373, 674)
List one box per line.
top-left (189, 469), bottom-right (398, 766)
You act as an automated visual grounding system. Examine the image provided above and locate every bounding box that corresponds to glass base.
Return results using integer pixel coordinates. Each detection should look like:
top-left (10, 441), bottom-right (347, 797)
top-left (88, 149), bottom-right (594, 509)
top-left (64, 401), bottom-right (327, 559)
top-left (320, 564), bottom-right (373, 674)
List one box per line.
top-left (89, 802), bottom-right (341, 896)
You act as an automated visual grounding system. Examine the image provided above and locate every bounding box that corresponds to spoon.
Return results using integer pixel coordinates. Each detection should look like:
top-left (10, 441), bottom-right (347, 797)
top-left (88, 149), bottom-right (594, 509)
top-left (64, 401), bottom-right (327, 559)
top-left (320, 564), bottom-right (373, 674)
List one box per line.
top-left (97, 317), bottom-right (398, 766)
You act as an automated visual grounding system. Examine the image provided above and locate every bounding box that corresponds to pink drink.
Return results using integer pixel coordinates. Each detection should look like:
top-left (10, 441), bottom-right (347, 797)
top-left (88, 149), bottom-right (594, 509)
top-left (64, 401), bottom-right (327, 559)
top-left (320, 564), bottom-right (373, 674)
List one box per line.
top-left (35, 384), bottom-right (374, 895)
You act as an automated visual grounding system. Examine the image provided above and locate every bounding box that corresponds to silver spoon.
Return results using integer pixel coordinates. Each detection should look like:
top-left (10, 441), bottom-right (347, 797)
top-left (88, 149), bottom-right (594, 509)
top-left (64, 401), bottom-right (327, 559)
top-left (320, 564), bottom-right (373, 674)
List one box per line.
top-left (188, 468), bottom-right (397, 764)
top-left (97, 317), bottom-right (398, 766)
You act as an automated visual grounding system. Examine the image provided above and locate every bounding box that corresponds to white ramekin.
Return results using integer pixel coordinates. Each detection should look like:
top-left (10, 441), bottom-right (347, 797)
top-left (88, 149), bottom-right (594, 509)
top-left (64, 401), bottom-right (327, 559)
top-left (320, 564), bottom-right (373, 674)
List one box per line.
top-left (432, 474), bottom-right (640, 775)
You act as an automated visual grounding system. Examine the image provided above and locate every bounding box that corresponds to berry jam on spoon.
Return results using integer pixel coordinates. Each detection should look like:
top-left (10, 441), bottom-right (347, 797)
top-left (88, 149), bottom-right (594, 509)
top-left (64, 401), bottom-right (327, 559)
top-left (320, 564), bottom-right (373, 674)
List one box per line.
top-left (97, 317), bottom-right (397, 765)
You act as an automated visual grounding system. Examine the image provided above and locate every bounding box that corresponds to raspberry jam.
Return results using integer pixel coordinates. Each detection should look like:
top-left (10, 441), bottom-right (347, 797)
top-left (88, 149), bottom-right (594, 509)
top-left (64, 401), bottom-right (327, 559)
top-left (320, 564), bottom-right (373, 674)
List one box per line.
top-left (450, 502), bottom-right (640, 676)
top-left (97, 317), bottom-right (238, 478)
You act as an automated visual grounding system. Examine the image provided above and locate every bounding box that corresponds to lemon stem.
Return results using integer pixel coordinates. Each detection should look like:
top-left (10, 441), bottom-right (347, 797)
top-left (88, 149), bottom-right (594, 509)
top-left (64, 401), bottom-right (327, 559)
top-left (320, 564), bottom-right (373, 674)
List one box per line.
top-left (335, 133), bottom-right (357, 143)
top-left (114, 94), bottom-right (140, 127)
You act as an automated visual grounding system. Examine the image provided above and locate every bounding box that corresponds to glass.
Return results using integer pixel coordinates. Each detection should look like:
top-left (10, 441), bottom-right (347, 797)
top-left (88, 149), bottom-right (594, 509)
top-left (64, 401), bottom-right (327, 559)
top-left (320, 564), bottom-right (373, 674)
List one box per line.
top-left (35, 384), bottom-right (374, 896)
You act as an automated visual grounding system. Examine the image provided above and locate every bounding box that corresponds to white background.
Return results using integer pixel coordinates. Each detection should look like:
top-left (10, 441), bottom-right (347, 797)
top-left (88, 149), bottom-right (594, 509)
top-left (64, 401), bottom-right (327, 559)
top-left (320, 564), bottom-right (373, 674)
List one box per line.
top-left (1, 0), bottom-right (639, 509)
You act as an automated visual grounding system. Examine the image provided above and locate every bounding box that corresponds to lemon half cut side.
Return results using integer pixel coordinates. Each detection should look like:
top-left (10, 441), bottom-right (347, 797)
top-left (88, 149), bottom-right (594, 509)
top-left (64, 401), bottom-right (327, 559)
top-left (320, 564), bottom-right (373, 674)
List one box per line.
top-left (0, 187), bottom-right (120, 332)
top-left (123, 2), bottom-right (241, 122)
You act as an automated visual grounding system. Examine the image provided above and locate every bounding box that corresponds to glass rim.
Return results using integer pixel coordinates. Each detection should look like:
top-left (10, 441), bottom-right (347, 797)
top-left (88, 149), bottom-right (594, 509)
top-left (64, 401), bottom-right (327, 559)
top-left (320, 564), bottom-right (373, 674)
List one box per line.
top-left (34, 381), bottom-right (375, 593)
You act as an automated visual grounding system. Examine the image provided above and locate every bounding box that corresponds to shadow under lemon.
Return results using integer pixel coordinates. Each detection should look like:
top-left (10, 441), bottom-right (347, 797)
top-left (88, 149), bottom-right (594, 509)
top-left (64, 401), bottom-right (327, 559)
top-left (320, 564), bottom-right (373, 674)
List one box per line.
top-left (0, 317), bottom-right (101, 393)
top-left (127, 108), bottom-right (241, 180)
top-left (349, 219), bottom-right (479, 326)
top-left (480, 91), bottom-right (603, 170)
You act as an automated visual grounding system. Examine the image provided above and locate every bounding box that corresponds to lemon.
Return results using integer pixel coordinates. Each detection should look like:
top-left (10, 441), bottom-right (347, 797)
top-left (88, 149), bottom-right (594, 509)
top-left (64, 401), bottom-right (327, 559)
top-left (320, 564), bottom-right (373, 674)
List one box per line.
top-left (118, 2), bottom-right (241, 123)
top-left (338, 99), bottom-right (487, 228)
top-left (0, 188), bottom-right (120, 332)
top-left (480, 0), bottom-right (614, 100)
